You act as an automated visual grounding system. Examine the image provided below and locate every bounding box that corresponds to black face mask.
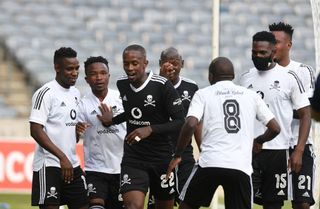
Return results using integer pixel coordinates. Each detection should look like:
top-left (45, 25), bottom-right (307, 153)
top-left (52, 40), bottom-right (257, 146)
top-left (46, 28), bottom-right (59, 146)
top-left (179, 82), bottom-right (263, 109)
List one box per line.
top-left (252, 56), bottom-right (272, 71)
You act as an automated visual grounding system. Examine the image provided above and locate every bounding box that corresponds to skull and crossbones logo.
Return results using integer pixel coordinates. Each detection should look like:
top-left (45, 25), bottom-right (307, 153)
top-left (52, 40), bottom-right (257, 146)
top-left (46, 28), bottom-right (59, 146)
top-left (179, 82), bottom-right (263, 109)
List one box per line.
top-left (87, 183), bottom-right (97, 195)
top-left (121, 174), bottom-right (132, 186)
top-left (181, 91), bottom-right (191, 101)
top-left (269, 80), bottom-right (280, 91)
top-left (144, 95), bottom-right (155, 107)
top-left (47, 187), bottom-right (58, 199)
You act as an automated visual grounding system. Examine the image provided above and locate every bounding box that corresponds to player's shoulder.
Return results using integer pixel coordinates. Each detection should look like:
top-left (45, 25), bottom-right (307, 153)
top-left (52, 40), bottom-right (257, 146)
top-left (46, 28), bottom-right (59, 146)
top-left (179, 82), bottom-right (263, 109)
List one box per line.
top-left (117, 74), bottom-right (128, 83)
top-left (239, 67), bottom-right (256, 78)
top-left (180, 76), bottom-right (197, 85)
top-left (33, 80), bottom-right (55, 97)
top-left (150, 73), bottom-right (167, 85)
top-left (107, 88), bottom-right (121, 99)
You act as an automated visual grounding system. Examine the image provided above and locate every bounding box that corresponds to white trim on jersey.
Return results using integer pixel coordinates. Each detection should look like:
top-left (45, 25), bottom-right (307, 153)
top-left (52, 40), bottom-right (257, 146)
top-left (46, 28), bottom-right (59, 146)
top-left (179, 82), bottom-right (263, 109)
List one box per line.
top-left (130, 71), bottom-right (154, 92)
top-left (180, 76), bottom-right (197, 85)
top-left (173, 77), bottom-right (182, 89)
top-left (150, 74), bottom-right (167, 84)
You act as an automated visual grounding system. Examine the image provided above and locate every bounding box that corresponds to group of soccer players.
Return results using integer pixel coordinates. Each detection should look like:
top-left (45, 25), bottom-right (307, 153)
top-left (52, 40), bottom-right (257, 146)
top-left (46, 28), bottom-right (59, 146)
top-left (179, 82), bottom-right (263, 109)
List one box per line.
top-left (29, 21), bottom-right (317, 209)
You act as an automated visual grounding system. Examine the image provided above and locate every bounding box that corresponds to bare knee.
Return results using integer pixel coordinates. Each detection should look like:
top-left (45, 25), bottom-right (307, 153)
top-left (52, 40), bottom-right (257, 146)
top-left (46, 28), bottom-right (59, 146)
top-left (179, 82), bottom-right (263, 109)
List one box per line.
top-left (123, 191), bottom-right (145, 209)
top-left (292, 202), bottom-right (310, 209)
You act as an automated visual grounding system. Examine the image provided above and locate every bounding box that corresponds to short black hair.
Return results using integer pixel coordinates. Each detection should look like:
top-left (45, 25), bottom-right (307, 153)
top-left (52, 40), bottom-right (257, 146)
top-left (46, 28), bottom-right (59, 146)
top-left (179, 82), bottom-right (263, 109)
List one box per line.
top-left (252, 31), bottom-right (276, 45)
top-left (84, 56), bottom-right (109, 69)
top-left (84, 56), bottom-right (109, 76)
top-left (123, 44), bottom-right (146, 57)
top-left (53, 47), bottom-right (77, 65)
top-left (269, 22), bottom-right (294, 40)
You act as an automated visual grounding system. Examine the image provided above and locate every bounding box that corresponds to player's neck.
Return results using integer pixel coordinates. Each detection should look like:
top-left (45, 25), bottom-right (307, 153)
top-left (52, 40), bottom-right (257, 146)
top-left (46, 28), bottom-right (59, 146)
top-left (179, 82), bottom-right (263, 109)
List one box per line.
top-left (93, 89), bottom-right (108, 102)
top-left (278, 57), bottom-right (290, 67)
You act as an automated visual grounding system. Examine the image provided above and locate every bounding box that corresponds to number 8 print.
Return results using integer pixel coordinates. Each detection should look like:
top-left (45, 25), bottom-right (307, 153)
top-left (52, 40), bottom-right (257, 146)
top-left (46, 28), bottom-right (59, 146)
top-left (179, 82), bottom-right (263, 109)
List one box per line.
top-left (223, 99), bottom-right (241, 133)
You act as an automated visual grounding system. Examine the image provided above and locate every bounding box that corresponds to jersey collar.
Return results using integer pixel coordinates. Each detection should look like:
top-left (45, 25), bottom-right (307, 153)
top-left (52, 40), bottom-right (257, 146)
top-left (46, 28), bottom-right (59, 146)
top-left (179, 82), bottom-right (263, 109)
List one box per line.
top-left (130, 71), bottom-right (153, 92)
top-left (173, 77), bottom-right (181, 89)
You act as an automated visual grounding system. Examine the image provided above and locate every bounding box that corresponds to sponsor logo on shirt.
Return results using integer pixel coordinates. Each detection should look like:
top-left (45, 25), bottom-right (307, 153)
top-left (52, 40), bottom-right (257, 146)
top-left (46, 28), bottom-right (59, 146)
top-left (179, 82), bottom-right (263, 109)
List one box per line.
top-left (97, 128), bottom-right (120, 135)
top-left (129, 107), bottom-right (151, 125)
top-left (173, 98), bottom-right (182, 106)
top-left (90, 110), bottom-right (97, 115)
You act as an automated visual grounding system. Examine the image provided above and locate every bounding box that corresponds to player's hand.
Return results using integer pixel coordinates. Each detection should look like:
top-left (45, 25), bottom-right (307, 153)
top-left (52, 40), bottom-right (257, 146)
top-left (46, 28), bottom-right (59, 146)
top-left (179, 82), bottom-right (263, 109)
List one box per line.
top-left (60, 155), bottom-right (74, 184)
top-left (289, 149), bottom-right (303, 173)
top-left (166, 157), bottom-right (181, 180)
top-left (160, 62), bottom-right (175, 80)
top-left (76, 122), bottom-right (90, 139)
top-left (125, 126), bottom-right (152, 145)
top-left (252, 140), bottom-right (263, 154)
top-left (97, 103), bottom-right (113, 126)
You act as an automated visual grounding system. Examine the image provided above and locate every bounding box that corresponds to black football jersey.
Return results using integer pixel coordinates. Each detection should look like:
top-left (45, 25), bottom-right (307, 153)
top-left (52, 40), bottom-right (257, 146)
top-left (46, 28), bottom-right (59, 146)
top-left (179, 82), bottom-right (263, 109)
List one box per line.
top-left (117, 72), bottom-right (185, 165)
top-left (173, 77), bottom-right (199, 161)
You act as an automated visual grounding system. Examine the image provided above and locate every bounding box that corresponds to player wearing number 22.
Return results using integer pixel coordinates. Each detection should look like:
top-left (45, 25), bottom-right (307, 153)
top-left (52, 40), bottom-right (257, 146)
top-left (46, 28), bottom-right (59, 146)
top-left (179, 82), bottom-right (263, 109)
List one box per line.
top-left (98, 44), bottom-right (185, 209)
top-left (239, 31), bottom-right (311, 209)
top-left (167, 57), bottom-right (280, 209)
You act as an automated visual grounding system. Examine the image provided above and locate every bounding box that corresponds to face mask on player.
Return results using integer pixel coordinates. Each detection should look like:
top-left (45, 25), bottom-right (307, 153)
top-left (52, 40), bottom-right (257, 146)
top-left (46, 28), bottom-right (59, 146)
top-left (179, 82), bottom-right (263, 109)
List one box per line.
top-left (252, 56), bottom-right (273, 71)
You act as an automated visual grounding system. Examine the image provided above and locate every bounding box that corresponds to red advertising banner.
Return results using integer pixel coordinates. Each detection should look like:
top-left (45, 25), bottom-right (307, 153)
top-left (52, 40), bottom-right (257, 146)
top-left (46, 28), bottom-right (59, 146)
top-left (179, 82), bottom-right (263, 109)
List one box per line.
top-left (0, 141), bottom-right (84, 192)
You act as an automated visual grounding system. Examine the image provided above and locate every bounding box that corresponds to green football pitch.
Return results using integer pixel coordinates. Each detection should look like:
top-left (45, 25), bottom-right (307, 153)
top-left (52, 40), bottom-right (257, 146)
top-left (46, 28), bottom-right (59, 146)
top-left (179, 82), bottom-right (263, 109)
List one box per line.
top-left (0, 193), bottom-right (291, 209)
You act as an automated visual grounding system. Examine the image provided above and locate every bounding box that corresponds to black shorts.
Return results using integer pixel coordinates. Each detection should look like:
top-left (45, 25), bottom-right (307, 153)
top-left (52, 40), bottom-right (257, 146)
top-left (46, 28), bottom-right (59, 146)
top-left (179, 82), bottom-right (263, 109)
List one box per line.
top-left (85, 171), bottom-right (123, 209)
top-left (180, 165), bottom-right (251, 209)
top-left (120, 164), bottom-right (175, 201)
top-left (176, 158), bottom-right (195, 194)
top-left (289, 144), bottom-right (315, 205)
top-left (252, 149), bottom-right (289, 205)
top-left (31, 166), bottom-right (88, 209)
top-left (147, 159), bottom-right (194, 209)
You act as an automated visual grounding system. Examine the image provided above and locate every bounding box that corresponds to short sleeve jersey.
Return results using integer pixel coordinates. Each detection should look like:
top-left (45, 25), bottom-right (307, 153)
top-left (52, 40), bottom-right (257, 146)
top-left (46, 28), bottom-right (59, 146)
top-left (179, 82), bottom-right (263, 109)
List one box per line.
top-left (173, 77), bottom-right (199, 161)
top-left (285, 60), bottom-right (315, 146)
top-left (116, 71), bottom-right (184, 165)
top-left (239, 64), bottom-right (310, 149)
top-left (187, 81), bottom-right (274, 175)
top-left (29, 80), bottom-right (81, 171)
top-left (78, 89), bottom-right (126, 174)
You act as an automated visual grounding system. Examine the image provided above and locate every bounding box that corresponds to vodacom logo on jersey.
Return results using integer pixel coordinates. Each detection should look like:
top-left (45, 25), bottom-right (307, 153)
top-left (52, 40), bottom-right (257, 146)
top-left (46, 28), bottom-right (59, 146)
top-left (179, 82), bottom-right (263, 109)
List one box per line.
top-left (129, 107), bottom-right (150, 126)
top-left (0, 140), bottom-right (84, 192)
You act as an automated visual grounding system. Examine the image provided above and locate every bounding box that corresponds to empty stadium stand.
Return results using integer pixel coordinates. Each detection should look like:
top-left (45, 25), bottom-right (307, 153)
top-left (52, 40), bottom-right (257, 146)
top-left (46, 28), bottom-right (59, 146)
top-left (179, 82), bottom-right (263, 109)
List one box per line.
top-left (0, 0), bottom-right (316, 119)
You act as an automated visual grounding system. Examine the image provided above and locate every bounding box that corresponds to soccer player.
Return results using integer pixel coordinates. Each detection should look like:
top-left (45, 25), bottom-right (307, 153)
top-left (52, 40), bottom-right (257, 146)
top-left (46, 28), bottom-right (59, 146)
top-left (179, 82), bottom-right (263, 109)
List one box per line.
top-left (29, 47), bottom-right (88, 209)
top-left (269, 22), bottom-right (315, 209)
top-left (239, 31), bottom-right (311, 209)
top-left (148, 47), bottom-right (201, 209)
top-left (167, 56), bottom-right (281, 209)
top-left (97, 44), bottom-right (185, 209)
top-left (76, 56), bottom-right (126, 209)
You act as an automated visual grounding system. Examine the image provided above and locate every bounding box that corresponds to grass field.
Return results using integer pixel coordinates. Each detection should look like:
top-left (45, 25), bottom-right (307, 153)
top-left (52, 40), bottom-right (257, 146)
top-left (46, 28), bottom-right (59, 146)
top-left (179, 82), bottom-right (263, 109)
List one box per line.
top-left (0, 193), bottom-right (292, 209)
